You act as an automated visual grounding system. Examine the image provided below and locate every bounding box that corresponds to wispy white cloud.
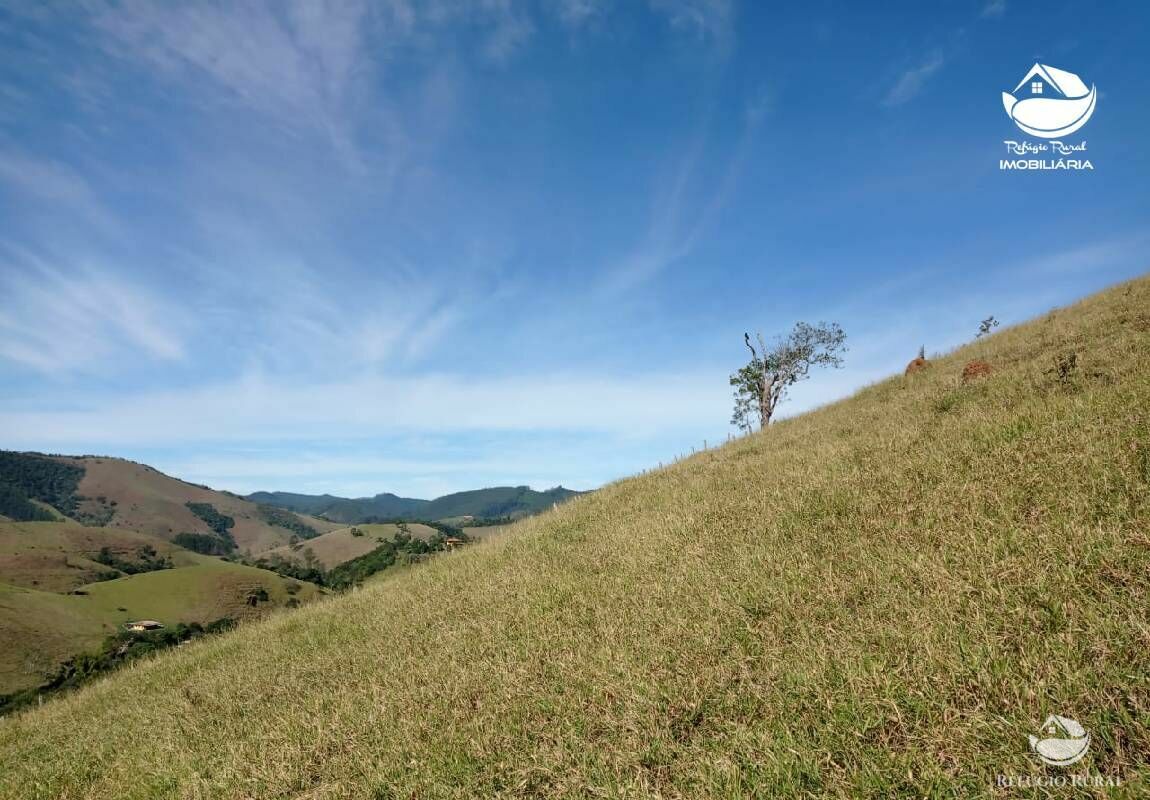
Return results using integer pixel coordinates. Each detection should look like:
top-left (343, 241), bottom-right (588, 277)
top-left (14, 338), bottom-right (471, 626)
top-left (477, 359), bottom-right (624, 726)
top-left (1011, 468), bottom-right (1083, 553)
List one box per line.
top-left (477, 1), bottom-right (535, 62)
top-left (981, 0), bottom-right (1006, 19)
top-left (1011, 232), bottom-right (1150, 279)
top-left (649, 0), bottom-right (735, 46)
top-left (0, 151), bottom-right (116, 233)
top-left (0, 369), bottom-right (728, 446)
top-left (550, 0), bottom-right (605, 28)
top-left (0, 255), bottom-right (186, 375)
top-left (158, 444), bottom-right (615, 497)
top-left (601, 94), bottom-right (765, 295)
top-left (883, 50), bottom-right (945, 107)
top-left (88, 0), bottom-right (376, 162)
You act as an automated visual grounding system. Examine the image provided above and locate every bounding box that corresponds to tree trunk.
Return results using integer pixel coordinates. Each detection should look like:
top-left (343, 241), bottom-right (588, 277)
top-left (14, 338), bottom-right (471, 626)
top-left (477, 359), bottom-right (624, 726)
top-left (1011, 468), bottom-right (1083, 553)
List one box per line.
top-left (758, 378), bottom-right (773, 429)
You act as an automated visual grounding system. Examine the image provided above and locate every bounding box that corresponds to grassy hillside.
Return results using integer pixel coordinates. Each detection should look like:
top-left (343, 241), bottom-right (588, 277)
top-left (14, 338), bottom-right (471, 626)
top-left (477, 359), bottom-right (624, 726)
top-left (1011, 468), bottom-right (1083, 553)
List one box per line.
top-left (1, 277), bottom-right (1148, 797)
top-left (0, 549), bottom-right (323, 695)
top-left (49, 457), bottom-right (342, 552)
top-left (0, 582), bottom-right (120, 696)
top-left (461, 522), bottom-right (513, 542)
top-left (0, 521), bottom-right (194, 593)
top-left (75, 556), bottom-right (323, 622)
top-left (260, 522), bottom-right (440, 569)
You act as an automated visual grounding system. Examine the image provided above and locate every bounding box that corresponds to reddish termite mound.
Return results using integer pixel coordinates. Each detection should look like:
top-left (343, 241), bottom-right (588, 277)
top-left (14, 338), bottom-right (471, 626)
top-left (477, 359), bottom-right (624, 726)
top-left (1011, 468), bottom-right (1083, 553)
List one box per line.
top-left (905, 356), bottom-right (930, 375)
top-left (962, 360), bottom-right (993, 383)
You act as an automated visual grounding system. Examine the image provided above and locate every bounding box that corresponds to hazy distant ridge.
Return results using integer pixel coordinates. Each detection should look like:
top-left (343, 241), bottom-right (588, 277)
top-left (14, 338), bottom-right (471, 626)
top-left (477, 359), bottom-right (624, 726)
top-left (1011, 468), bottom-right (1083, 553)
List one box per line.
top-left (246, 485), bottom-right (583, 523)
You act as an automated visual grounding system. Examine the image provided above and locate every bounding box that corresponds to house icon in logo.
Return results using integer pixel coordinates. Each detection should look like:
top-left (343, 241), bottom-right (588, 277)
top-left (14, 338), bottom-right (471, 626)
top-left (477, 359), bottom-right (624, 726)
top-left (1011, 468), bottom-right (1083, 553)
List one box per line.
top-left (1002, 64), bottom-right (1097, 138)
top-left (1028, 714), bottom-right (1091, 767)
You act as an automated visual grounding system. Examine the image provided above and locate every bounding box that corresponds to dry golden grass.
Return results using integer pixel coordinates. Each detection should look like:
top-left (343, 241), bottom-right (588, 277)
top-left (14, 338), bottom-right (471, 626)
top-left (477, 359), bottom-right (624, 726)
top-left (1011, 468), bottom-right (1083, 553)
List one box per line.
top-left (1, 276), bottom-right (1148, 798)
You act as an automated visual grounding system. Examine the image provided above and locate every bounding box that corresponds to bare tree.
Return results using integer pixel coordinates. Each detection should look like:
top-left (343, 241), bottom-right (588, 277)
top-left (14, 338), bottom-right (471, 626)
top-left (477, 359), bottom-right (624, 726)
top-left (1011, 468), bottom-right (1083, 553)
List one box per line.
top-left (730, 322), bottom-right (847, 432)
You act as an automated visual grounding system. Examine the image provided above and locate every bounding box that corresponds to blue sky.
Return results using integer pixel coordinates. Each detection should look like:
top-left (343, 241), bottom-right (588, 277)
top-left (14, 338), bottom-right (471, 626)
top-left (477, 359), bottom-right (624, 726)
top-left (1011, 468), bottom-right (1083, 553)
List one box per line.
top-left (1, 0), bottom-right (1147, 498)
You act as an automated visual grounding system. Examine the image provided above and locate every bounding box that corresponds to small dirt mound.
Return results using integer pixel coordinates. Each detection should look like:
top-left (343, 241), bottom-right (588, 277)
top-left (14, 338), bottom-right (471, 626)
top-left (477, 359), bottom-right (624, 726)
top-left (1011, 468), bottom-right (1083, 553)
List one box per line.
top-left (962, 360), bottom-right (993, 383)
top-left (905, 357), bottom-right (930, 375)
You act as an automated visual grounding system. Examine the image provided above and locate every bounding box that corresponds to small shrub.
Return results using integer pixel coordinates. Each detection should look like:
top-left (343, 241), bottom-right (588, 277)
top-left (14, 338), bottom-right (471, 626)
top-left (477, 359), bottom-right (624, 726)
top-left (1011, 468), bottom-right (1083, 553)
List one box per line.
top-left (933, 391), bottom-right (962, 414)
top-left (1047, 352), bottom-right (1079, 389)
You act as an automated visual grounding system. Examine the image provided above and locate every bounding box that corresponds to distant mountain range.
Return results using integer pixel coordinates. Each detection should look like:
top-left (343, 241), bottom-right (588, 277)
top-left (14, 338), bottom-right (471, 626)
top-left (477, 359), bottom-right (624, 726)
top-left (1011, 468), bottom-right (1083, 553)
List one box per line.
top-left (245, 486), bottom-right (585, 524)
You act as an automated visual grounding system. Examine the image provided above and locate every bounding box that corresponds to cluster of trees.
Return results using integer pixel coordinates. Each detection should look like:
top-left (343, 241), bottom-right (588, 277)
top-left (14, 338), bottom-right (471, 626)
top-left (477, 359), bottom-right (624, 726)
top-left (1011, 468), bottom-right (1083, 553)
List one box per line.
top-left (92, 544), bottom-right (173, 575)
top-left (0, 618), bottom-right (236, 715)
top-left (461, 516), bottom-right (514, 528)
top-left (181, 502), bottom-right (237, 554)
top-left (0, 451), bottom-right (85, 521)
top-left (245, 526), bottom-right (469, 590)
top-left (185, 502), bottom-right (234, 536)
top-left (358, 518), bottom-right (467, 539)
top-left (325, 532), bottom-right (442, 589)
top-left (256, 504), bottom-right (319, 540)
top-left (173, 531), bottom-right (233, 556)
top-left (0, 483), bottom-right (57, 522)
top-left (246, 551), bottom-right (325, 586)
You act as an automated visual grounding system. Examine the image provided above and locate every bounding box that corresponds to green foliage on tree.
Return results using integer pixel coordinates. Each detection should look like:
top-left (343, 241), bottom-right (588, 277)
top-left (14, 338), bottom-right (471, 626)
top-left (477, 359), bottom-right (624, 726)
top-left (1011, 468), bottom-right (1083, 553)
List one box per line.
top-left (0, 618), bottom-right (235, 715)
top-left (93, 545), bottom-right (173, 575)
top-left (185, 502), bottom-right (235, 535)
top-left (247, 553), bottom-right (325, 585)
top-left (324, 531), bottom-right (452, 589)
top-left (173, 531), bottom-right (235, 556)
top-left (256, 504), bottom-right (319, 539)
top-left (0, 483), bottom-right (57, 521)
top-left (731, 322), bottom-right (847, 433)
top-left (184, 502), bottom-right (237, 552)
top-left (0, 451), bottom-right (85, 518)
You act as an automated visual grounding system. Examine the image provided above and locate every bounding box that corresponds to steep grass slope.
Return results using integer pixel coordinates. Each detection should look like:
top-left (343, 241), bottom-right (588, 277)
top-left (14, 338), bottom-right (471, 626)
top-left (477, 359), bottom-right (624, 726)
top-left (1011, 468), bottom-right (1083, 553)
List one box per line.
top-left (1, 278), bottom-right (1148, 798)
